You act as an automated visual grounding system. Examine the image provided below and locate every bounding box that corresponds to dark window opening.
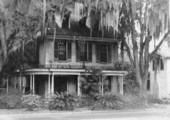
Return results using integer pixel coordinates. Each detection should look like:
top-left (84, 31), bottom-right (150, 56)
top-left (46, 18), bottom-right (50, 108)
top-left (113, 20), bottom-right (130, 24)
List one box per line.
top-left (96, 43), bottom-right (111, 63)
top-left (160, 59), bottom-right (164, 70)
top-left (152, 58), bottom-right (164, 71)
top-left (76, 42), bottom-right (92, 62)
top-left (147, 73), bottom-right (150, 91)
top-left (54, 41), bottom-right (71, 61)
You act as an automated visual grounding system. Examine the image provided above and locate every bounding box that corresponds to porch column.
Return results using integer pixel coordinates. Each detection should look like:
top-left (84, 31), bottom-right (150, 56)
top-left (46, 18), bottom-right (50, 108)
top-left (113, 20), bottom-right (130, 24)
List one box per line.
top-left (51, 74), bottom-right (54, 94)
top-left (30, 75), bottom-right (33, 92)
top-left (119, 76), bottom-right (124, 95)
top-left (32, 75), bottom-right (35, 95)
top-left (77, 75), bottom-right (81, 96)
top-left (48, 75), bottom-right (51, 95)
top-left (111, 76), bottom-right (118, 93)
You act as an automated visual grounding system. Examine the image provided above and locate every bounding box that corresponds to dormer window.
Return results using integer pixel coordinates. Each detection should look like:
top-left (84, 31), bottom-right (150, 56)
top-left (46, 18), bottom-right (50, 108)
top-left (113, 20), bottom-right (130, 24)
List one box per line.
top-left (54, 41), bottom-right (71, 61)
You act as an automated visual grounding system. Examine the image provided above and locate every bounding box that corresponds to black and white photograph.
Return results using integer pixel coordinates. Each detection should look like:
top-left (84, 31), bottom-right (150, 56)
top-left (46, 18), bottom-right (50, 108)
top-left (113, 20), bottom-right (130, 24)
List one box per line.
top-left (0, 0), bottom-right (170, 119)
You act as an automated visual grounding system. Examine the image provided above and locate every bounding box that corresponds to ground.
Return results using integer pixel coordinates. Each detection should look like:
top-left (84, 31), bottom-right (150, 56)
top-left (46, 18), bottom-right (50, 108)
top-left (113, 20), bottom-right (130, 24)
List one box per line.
top-left (0, 104), bottom-right (170, 120)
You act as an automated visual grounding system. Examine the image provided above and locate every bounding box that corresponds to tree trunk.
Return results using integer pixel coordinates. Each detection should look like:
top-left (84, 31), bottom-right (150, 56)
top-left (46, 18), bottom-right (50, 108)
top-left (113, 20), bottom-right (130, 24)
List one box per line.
top-left (0, 20), bottom-right (7, 65)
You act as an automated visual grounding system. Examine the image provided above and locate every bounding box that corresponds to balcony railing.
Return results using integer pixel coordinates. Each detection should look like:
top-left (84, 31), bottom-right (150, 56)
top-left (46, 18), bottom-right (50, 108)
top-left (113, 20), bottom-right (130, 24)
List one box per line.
top-left (26, 62), bottom-right (130, 71)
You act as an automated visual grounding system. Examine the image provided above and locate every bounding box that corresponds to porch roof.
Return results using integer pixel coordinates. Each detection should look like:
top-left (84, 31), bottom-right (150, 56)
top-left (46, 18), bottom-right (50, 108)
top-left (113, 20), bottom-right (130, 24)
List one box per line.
top-left (20, 68), bottom-right (127, 76)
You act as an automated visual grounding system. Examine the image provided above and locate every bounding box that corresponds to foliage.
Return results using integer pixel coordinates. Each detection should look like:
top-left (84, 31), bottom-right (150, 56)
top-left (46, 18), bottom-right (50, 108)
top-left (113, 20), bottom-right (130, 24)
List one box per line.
top-left (21, 94), bottom-right (41, 111)
top-left (92, 93), bottom-right (125, 110)
top-left (81, 68), bottom-right (103, 98)
top-left (0, 88), bottom-right (22, 109)
top-left (49, 92), bottom-right (78, 111)
top-left (124, 72), bottom-right (139, 95)
top-left (123, 94), bottom-right (147, 109)
top-left (78, 96), bottom-right (94, 107)
top-left (118, 0), bottom-right (170, 96)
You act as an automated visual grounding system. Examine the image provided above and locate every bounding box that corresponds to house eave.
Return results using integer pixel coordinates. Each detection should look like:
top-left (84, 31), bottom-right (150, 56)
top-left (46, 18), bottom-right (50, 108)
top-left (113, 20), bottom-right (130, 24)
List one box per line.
top-left (46, 35), bottom-right (119, 43)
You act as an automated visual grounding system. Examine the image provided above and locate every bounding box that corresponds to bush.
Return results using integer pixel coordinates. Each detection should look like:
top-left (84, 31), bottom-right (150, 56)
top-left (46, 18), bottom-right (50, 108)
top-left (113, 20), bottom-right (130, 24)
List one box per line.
top-left (49, 92), bottom-right (78, 111)
top-left (124, 72), bottom-right (139, 95)
top-left (78, 96), bottom-right (94, 107)
top-left (21, 94), bottom-right (41, 111)
top-left (0, 88), bottom-right (22, 109)
top-left (92, 93), bottom-right (125, 110)
top-left (123, 94), bottom-right (147, 109)
top-left (0, 95), bottom-right (22, 109)
top-left (81, 68), bottom-right (103, 98)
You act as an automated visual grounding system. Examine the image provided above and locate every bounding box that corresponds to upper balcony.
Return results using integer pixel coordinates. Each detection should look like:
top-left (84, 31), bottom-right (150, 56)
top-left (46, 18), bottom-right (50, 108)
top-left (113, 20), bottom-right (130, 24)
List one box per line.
top-left (39, 35), bottom-right (120, 68)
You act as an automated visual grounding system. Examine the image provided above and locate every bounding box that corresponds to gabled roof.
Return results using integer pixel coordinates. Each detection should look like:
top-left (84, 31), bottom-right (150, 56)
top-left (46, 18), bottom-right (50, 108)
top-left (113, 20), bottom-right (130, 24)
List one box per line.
top-left (158, 49), bottom-right (170, 58)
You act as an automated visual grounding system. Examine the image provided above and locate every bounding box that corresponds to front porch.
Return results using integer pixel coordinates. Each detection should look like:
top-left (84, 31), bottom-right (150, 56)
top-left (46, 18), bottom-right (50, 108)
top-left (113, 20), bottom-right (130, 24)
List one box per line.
top-left (16, 68), bottom-right (127, 98)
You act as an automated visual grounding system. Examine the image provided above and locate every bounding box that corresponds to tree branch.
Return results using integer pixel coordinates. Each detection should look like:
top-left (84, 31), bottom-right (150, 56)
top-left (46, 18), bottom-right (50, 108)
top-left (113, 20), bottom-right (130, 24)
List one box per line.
top-left (150, 30), bottom-right (170, 59)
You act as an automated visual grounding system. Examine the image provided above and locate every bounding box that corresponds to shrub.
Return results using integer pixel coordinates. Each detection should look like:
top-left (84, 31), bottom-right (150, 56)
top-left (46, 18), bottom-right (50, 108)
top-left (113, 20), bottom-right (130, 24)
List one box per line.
top-left (49, 92), bottom-right (78, 111)
top-left (0, 95), bottom-right (21, 109)
top-left (81, 68), bottom-right (103, 98)
top-left (78, 96), bottom-right (94, 107)
top-left (146, 95), bottom-right (164, 104)
top-left (0, 88), bottom-right (22, 109)
top-left (92, 93), bottom-right (125, 110)
top-left (123, 94), bottom-right (147, 109)
top-left (124, 72), bottom-right (139, 95)
top-left (21, 94), bottom-right (41, 111)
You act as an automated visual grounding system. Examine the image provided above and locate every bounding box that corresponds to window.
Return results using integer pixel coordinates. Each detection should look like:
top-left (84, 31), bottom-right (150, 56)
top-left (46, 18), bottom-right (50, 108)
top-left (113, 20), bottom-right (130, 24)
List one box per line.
top-left (96, 43), bottom-right (111, 63)
top-left (152, 58), bottom-right (164, 71)
top-left (160, 59), bottom-right (164, 70)
top-left (147, 73), bottom-right (150, 91)
top-left (76, 42), bottom-right (92, 62)
top-left (54, 41), bottom-right (71, 61)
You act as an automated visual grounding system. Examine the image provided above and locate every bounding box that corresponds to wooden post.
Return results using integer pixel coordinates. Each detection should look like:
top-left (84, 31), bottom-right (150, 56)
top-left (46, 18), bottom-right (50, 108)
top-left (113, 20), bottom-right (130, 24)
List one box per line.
top-left (51, 74), bottom-right (54, 94)
top-left (33, 75), bottom-right (35, 95)
top-left (77, 75), bottom-right (81, 96)
top-left (30, 75), bottom-right (32, 93)
top-left (119, 76), bottom-right (124, 95)
top-left (48, 75), bottom-right (51, 95)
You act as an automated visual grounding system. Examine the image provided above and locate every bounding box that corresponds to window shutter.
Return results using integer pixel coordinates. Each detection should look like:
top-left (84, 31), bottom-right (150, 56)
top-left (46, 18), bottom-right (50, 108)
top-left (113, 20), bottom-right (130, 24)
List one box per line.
top-left (76, 42), bottom-right (80, 61)
top-left (68, 42), bottom-right (71, 60)
top-left (107, 44), bottom-right (111, 63)
top-left (96, 44), bottom-right (100, 62)
top-left (54, 42), bottom-right (58, 60)
top-left (88, 43), bottom-right (92, 62)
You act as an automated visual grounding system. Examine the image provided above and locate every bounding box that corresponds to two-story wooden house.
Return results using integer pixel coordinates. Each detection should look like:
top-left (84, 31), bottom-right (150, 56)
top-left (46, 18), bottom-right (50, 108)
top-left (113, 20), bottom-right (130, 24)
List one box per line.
top-left (13, 21), bottom-right (127, 98)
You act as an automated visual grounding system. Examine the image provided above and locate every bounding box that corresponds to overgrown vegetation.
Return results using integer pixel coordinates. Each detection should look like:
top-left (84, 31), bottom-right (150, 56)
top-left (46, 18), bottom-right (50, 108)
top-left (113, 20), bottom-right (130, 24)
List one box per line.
top-left (81, 68), bottom-right (104, 98)
top-left (49, 92), bottom-right (78, 111)
top-left (92, 93), bottom-right (125, 110)
top-left (0, 88), bottom-right (22, 109)
top-left (124, 72), bottom-right (139, 95)
top-left (21, 94), bottom-right (41, 111)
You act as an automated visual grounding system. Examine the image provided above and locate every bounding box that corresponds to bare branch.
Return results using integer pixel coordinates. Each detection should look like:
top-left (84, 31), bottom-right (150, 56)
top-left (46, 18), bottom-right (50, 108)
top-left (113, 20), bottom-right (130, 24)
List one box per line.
top-left (150, 30), bottom-right (170, 59)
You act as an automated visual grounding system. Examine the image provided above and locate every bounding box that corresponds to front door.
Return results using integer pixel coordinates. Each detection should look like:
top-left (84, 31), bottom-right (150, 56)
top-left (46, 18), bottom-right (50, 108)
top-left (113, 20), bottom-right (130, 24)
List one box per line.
top-left (54, 76), bottom-right (67, 93)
